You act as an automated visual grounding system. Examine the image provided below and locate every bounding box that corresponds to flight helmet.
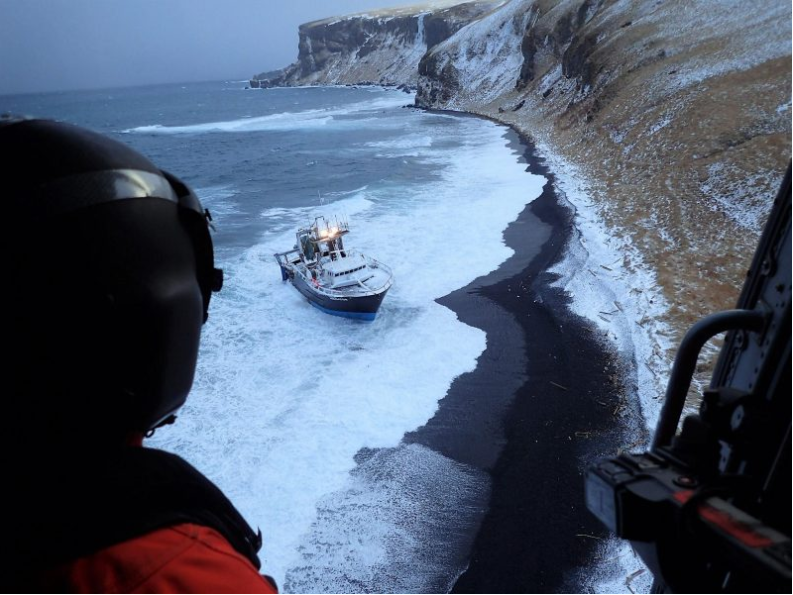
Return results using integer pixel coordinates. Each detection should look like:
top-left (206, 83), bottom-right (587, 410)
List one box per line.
top-left (0, 117), bottom-right (223, 436)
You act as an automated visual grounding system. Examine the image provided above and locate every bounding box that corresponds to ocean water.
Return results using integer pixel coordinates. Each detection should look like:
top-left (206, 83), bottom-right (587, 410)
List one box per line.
top-left (2, 81), bottom-right (543, 591)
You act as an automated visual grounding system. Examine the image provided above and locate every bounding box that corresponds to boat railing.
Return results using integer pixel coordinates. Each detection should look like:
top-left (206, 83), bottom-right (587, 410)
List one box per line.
top-left (274, 248), bottom-right (300, 266)
top-left (294, 257), bottom-right (393, 297)
top-left (364, 256), bottom-right (391, 276)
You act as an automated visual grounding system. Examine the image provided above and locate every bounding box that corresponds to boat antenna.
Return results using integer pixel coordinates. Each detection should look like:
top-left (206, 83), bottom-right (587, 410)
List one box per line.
top-left (318, 190), bottom-right (325, 206)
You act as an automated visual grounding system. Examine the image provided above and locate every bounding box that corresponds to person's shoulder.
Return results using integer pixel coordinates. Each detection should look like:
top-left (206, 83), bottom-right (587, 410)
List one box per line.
top-left (158, 523), bottom-right (278, 594)
top-left (48, 523), bottom-right (278, 594)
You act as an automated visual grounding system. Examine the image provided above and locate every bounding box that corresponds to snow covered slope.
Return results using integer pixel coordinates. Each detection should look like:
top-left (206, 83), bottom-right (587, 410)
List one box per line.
top-left (416, 0), bottom-right (791, 352)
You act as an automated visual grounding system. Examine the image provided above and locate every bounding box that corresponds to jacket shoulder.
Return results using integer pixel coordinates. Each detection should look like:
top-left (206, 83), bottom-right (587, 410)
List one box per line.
top-left (46, 523), bottom-right (277, 594)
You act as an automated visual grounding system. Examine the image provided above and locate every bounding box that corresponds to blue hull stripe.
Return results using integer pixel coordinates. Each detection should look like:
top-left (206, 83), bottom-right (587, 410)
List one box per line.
top-left (308, 300), bottom-right (377, 321)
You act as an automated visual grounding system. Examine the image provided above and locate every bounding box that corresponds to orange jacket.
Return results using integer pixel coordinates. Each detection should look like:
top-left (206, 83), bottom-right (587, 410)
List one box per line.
top-left (42, 523), bottom-right (277, 594)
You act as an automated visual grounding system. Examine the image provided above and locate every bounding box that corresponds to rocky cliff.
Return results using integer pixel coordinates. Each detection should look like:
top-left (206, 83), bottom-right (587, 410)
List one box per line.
top-left (256, 1), bottom-right (505, 87)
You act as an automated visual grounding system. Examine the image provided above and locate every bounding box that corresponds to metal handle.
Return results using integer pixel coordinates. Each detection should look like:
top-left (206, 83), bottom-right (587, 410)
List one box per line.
top-left (651, 309), bottom-right (766, 451)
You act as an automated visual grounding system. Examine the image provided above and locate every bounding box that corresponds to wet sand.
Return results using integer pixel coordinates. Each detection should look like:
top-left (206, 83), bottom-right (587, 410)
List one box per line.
top-left (404, 130), bottom-right (628, 593)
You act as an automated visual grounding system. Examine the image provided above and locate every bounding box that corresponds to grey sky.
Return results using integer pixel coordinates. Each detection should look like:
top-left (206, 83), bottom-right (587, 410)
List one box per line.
top-left (0, 0), bottom-right (418, 95)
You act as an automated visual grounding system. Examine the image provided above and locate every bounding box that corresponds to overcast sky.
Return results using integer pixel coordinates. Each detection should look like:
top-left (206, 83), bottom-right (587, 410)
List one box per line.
top-left (0, 0), bottom-right (418, 95)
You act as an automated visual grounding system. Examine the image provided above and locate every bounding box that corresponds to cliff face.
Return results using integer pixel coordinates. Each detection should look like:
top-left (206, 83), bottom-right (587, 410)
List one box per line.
top-left (417, 0), bottom-right (535, 105)
top-left (258, 1), bottom-right (505, 87)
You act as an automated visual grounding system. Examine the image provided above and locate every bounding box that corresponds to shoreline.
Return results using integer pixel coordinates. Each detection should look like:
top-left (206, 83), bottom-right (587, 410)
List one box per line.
top-left (251, 85), bottom-right (650, 590)
top-left (405, 127), bottom-right (633, 592)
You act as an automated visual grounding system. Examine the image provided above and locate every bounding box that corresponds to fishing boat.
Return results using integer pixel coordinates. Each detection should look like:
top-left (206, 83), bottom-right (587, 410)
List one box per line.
top-left (274, 215), bottom-right (393, 320)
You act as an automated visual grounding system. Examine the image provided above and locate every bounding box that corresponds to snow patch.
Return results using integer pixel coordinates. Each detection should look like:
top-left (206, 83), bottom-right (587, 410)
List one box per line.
top-left (648, 113), bottom-right (673, 135)
top-left (700, 161), bottom-right (775, 231)
top-left (541, 147), bottom-right (673, 437)
top-left (644, 0), bottom-right (790, 94)
top-left (535, 145), bottom-right (673, 594)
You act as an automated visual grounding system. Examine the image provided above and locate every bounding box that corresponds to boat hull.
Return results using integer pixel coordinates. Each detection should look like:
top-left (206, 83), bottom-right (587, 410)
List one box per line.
top-left (292, 274), bottom-right (389, 321)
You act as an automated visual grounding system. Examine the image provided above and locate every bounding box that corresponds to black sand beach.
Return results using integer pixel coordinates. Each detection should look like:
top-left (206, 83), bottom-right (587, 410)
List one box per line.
top-left (404, 130), bottom-right (630, 593)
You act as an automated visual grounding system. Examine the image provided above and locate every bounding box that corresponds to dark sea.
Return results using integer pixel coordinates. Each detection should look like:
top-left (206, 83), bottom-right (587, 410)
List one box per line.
top-left (2, 81), bottom-right (545, 592)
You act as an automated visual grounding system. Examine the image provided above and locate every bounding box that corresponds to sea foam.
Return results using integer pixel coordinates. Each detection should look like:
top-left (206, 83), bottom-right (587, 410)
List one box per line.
top-left (123, 93), bottom-right (408, 135)
top-left (152, 101), bottom-right (543, 589)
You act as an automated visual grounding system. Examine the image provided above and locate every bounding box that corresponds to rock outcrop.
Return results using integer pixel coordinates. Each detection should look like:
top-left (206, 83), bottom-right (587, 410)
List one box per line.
top-left (256, 1), bottom-right (504, 87)
top-left (417, 0), bottom-right (534, 107)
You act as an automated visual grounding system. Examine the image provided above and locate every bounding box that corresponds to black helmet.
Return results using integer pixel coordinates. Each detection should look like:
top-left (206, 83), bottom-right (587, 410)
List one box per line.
top-left (0, 117), bottom-right (223, 438)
